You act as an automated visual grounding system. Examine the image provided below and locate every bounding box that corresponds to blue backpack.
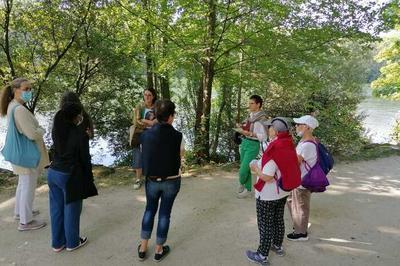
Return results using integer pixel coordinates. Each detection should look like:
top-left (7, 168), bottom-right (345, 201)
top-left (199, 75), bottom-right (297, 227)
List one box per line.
top-left (304, 140), bottom-right (334, 175)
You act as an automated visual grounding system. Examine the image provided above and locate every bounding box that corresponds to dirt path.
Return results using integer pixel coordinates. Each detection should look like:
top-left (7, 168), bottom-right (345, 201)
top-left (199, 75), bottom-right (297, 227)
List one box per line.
top-left (0, 157), bottom-right (399, 266)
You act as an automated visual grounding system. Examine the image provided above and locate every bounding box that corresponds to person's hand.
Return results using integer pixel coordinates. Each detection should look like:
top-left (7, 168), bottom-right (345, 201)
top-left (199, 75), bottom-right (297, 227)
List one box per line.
top-left (149, 119), bottom-right (157, 126)
top-left (142, 119), bottom-right (156, 127)
top-left (250, 161), bottom-right (259, 173)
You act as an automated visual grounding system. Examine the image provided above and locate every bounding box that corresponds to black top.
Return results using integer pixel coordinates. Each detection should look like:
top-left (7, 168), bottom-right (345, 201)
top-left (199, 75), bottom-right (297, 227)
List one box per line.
top-left (50, 111), bottom-right (97, 203)
top-left (141, 123), bottom-right (182, 178)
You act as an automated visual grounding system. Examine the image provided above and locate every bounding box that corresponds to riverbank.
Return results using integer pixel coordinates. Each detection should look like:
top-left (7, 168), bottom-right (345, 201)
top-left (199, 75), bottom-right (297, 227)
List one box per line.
top-left (0, 156), bottom-right (399, 266)
top-left (1, 143), bottom-right (400, 200)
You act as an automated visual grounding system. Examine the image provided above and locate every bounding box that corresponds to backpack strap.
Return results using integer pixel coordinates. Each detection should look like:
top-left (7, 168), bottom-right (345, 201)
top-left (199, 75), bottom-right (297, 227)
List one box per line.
top-left (301, 140), bottom-right (320, 168)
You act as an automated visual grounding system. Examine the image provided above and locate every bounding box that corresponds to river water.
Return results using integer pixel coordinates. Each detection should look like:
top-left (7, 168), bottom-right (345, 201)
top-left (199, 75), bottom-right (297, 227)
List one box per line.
top-left (357, 96), bottom-right (400, 144)
top-left (1, 95), bottom-right (399, 170)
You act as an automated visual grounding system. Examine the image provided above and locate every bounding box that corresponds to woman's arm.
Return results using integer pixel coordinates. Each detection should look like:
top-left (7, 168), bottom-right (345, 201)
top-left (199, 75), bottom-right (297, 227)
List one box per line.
top-left (132, 105), bottom-right (145, 126)
top-left (141, 118), bottom-right (157, 126)
top-left (250, 162), bottom-right (275, 182)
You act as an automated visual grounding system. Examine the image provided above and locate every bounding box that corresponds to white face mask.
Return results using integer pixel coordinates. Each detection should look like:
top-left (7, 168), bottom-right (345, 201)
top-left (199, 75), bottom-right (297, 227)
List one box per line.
top-left (296, 130), bottom-right (304, 137)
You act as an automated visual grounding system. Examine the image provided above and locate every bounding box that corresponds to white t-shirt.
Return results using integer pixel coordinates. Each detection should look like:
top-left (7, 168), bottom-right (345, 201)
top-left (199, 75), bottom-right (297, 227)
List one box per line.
top-left (296, 140), bottom-right (318, 183)
top-left (254, 159), bottom-right (290, 201)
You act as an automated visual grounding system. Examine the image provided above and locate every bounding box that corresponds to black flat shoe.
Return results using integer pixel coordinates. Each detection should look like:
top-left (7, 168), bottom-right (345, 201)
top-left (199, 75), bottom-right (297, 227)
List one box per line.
top-left (138, 244), bottom-right (146, 261)
top-left (154, 245), bottom-right (170, 262)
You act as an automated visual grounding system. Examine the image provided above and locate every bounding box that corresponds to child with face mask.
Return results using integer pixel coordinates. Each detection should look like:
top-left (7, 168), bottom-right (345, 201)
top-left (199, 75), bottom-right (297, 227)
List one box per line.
top-left (0, 78), bottom-right (49, 231)
top-left (287, 115), bottom-right (319, 241)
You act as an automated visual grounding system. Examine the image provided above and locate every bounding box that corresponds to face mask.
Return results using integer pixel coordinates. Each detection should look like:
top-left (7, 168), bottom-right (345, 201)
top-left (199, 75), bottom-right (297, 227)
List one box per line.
top-left (296, 130), bottom-right (304, 137)
top-left (21, 91), bottom-right (32, 103)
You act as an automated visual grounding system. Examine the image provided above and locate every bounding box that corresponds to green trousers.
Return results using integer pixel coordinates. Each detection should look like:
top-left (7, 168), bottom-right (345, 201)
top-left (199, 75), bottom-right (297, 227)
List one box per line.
top-left (239, 138), bottom-right (260, 191)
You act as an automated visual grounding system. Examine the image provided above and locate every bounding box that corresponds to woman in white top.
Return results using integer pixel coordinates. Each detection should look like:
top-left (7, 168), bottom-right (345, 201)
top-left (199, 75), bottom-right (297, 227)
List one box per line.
top-left (246, 118), bottom-right (293, 265)
top-left (0, 78), bottom-right (49, 231)
top-left (287, 115), bottom-right (319, 241)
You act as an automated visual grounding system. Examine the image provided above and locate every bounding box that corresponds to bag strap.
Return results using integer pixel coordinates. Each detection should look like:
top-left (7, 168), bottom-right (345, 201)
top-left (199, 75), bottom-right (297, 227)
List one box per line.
top-left (301, 140), bottom-right (320, 172)
top-left (8, 105), bottom-right (20, 134)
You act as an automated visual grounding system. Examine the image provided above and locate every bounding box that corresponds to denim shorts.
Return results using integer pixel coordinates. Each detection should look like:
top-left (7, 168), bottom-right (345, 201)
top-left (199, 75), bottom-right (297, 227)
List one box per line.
top-left (132, 147), bottom-right (142, 169)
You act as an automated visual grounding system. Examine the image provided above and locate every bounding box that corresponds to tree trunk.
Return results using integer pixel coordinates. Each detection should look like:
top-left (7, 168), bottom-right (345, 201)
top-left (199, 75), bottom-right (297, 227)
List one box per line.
top-left (196, 0), bottom-right (217, 161)
top-left (211, 84), bottom-right (227, 157)
top-left (224, 85), bottom-right (236, 161)
top-left (143, 0), bottom-right (155, 91)
top-left (159, 73), bottom-right (170, 99)
top-left (234, 52), bottom-right (244, 161)
top-left (159, 36), bottom-right (170, 99)
top-left (145, 29), bottom-right (155, 90)
top-left (193, 72), bottom-right (204, 162)
top-left (2, 0), bottom-right (16, 78)
top-left (236, 52), bottom-right (243, 123)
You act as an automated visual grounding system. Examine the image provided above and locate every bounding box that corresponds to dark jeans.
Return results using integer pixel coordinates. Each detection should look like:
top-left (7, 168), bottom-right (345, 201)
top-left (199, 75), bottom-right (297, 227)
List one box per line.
top-left (256, 196), bottom-right (288, 257)
top-left (141, 177), bottom-right (181, 245)
top-left (48, 168), bottom-right (82, 249)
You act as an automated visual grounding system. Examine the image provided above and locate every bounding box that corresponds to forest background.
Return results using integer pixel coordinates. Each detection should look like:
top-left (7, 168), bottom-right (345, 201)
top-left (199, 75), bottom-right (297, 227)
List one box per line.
top-left (1, 0), bottom-right (399, 166)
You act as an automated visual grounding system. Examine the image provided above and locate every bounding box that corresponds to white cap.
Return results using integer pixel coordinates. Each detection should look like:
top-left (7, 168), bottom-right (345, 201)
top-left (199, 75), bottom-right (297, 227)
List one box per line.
top-left (293, 115), bottom-right (319, 129)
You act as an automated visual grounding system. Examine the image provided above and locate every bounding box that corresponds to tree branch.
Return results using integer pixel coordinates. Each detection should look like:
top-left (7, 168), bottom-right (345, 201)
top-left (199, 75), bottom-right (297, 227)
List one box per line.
top-left (215, 35), bottom-right (344, 74)
top-left (30, 0), bottom-right (94, 112)
top-left (3, 0), bottom-right (16, 78)
top-left (115, 0), bottom-right (203, 65)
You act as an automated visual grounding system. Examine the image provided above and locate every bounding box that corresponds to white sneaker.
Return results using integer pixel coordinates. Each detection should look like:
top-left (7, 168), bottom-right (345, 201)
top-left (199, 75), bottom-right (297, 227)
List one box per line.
top-left (66, 237), bottom-right (88, 251)
top-left (18, 220), bottom-right (46, 231)
top-left (133, 179), bottom-right (142, 190)
top-left (237, 189), bottom-right (251, 199)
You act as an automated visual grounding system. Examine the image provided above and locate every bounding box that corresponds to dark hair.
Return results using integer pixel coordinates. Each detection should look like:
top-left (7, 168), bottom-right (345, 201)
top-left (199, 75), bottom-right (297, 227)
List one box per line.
top-left (52, 102), bottom-right (83, 151)
top-left (61, 102), bottom-right (83, 122)
top-left (59, 91), bottom-right (94, 137)
top-left (144, 88), bottom-right (157, 104)
top-left (249, 95), bottom-right (263, 108)
top-left (0, 78), bottom-right (29, 116)
top-left (60, 91), bottom-right (80, 109)
top-left (155, 99), bottom-right (175, 122)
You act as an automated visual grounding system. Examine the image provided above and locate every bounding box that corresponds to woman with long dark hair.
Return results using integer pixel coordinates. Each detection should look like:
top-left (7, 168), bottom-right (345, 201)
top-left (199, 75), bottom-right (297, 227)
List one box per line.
top-left (48, 99), bottom-right (97, 252)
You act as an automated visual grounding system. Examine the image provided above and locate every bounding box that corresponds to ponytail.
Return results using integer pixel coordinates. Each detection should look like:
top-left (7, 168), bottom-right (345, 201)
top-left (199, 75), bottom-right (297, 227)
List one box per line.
top-left (0, 78), bottom-right (29, 117)
top-left (0, 84), bottom-right (14, 117)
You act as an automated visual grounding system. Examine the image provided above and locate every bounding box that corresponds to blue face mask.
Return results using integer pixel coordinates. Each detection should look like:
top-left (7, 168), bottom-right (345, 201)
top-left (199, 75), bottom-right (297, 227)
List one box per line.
top-left (21, 91), bottom-right (32, 103)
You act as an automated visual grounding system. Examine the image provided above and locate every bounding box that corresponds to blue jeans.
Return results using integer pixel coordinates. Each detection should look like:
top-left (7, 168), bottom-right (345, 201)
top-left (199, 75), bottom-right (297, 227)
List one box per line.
top-left (47, 168), bottom-right (82, 249)
top-left (132, 147), bottom-right (142, 169)
top-left (141, 177), bottom-right (181, 245)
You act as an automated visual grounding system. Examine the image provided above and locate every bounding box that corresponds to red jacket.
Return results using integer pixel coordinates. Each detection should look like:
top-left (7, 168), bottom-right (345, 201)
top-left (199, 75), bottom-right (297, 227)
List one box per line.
top-left (254, 132), bottom-right (301, 192)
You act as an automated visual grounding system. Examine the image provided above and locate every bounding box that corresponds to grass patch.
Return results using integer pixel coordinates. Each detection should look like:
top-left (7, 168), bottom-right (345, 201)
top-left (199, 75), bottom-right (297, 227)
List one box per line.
top-left (93, 165), bottom-right (134, 188)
